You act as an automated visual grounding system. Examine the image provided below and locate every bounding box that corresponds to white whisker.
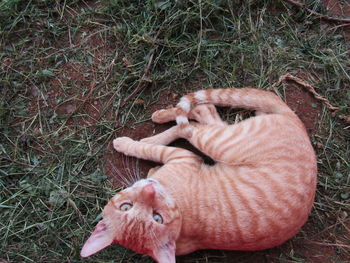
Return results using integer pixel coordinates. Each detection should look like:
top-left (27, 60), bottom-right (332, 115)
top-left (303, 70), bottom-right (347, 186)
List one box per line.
top-left (132, 157), bottom-right (141, 181)
top-left (122, 155), bottom-right (133, 186)
top-left (107, 158), bottom-right (128, 187)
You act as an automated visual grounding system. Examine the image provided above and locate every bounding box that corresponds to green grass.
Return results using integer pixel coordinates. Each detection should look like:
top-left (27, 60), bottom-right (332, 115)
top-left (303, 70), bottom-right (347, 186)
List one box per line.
top-left (1, 0), bottom-right (349, 262)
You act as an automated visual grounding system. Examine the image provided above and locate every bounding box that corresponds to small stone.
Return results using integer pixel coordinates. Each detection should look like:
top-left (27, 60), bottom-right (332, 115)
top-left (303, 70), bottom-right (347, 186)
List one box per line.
top-left (340, 211), bottom-right (348, 220)
top-left (31, 86), bottom-right (40, 97)
top-left (339, 114), bottom-right (350, 124)
top-left (66, 104), bottom-right (77, 114)
top-left (122, 57), bottom-right (132, 67)
top-left (171, 93), bottom-right (179, 99)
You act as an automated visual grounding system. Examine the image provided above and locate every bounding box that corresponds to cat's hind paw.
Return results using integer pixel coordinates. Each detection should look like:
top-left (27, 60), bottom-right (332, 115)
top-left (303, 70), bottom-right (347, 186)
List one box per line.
top-left (178, 125), bottom-right (193, 139)
top-left (151, 108), bottom-right (177, 123)
top-left (189, 104), bottom-right (226, 125)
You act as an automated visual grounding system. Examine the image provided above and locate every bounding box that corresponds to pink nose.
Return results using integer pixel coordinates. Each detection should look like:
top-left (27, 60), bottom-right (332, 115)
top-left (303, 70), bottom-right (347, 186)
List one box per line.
top-left (142, 184), bottom-right (155, 200)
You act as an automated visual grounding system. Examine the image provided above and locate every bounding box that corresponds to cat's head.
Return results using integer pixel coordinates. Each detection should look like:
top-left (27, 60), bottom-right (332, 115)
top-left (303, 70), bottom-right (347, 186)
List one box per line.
top-left (81, 178), bottom-right (181, 262)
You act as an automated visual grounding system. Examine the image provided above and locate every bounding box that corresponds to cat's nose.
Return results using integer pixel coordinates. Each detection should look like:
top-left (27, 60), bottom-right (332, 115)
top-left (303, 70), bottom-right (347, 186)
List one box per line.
top-left (142, 184), bottom-right (156, 200)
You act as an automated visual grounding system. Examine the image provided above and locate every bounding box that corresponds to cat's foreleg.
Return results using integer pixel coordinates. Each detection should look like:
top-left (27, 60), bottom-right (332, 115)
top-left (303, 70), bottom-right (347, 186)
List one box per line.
top-left (140, 126), bottom-right (180, 145)
top-left (140, 121), bottom-right (211, 145)
top-left (113, 137), bottom-right (200, 164)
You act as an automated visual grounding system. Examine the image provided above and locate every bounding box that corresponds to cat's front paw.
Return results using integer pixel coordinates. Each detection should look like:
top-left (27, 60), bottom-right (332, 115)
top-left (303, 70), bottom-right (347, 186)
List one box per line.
top-left (113, 137), bottom-right (134, 154)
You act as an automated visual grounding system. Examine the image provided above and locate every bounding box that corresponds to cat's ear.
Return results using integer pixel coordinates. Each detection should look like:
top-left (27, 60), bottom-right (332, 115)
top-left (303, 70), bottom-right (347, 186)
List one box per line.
top-left (152, 241), bottom-right (176, 263)
top-left (80, 220), bottom-right (114, 257)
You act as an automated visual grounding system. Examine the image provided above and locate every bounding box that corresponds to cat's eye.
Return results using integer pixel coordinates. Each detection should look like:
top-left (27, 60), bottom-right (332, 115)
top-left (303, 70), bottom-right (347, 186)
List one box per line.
top-left (153, 213), bottom-right (163, 224)
top-left (120, 203), bottom-right (133, 211)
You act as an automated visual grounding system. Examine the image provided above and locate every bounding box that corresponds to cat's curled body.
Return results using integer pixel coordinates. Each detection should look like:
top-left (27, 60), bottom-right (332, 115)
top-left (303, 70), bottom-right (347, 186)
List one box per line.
top-left (81, 88), bottom-right (317, 263)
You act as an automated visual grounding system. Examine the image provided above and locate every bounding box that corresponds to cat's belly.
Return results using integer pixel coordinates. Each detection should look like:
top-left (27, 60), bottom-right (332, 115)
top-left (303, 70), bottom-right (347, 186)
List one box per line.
top-left (173, 162), bottom-right (316, 254)
top-left (175, 211), bottom-right (307, 255)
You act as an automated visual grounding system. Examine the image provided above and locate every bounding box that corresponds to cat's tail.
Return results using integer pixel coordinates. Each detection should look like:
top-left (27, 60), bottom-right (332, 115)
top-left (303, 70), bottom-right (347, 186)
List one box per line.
top-left (175, 87), bottom-right (294, 136)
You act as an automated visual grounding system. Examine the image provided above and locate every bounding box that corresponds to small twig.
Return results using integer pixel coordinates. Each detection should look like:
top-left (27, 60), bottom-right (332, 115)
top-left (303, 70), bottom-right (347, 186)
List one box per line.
top-left (119, 50), bottom-right (155, 108)
top-left (194, 0), bottom-right (203, 66)
top-left (274, 73), bottom-right (339, 110)
top-left (338, 114), bottom-right (350, 124)
top-left (283, 0), bottom-right (350, 23)
top-left (65, 81), bottom-right (97, 122)
top-left (0, 157), bottom-right (35, 168)
top-left (306, 241), bottom-right (350, 249)
top-left (320, 23), bottom-right (350, 40)
top-left (119, 31), bottom-right (161, 108)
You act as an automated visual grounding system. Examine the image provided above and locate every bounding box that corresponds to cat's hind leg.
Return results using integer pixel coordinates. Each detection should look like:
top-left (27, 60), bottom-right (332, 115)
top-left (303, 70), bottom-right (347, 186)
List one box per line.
top-left (174, 88), bottom-right (296, 138)
top-left (189, 104), bottom-right (226, 126)
top-left (141, 104), bottom-right (225, 145)
top-left (152, 104), bottom-right (226, 125)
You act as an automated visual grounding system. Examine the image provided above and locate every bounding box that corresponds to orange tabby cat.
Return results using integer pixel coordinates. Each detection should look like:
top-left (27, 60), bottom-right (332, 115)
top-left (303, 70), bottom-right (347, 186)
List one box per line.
top-left (81, 88), bottom-right (317, 263)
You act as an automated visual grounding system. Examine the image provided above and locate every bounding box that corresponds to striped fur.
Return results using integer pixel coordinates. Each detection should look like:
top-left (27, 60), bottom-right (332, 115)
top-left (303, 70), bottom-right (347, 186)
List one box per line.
top-left (174, 88), bottom-right (295, 137)
top-left (82, 88), bottom-right (317, 263)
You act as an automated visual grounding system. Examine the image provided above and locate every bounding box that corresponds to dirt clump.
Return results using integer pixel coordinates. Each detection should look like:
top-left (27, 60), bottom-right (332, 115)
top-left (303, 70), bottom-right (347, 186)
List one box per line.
top-left (323, 0), bottom-right (350, 17)
top-left (322, 0), bottom-right (350, 39)
top-left (284, 82), bottom-right (322, 135)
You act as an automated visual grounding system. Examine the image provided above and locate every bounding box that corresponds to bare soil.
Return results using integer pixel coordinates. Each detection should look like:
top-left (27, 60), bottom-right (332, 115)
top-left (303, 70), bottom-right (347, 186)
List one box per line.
top-left (323, 0), bottom-right (350, 17)
top-left (322, 0), bottom-right (350, 39)
top-left (26, 24), bottom-right (118, 128)
top-left (284, 70), bottom-right (323, 135)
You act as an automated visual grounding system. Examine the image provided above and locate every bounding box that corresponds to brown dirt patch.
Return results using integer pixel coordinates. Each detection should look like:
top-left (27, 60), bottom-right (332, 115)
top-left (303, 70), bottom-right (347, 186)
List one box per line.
top-left (283, 73), bottom-right (323, 135)
top-left (322, 0), bottom-right (350, 39)
top-left (323, 0), bottom-right (350, 17)
top-left (26, 63), bottom-right (106, 129)
top-left (285, 84), bottom-right (322, 134)
top-left (26, 22), bottom-right (118, 128)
